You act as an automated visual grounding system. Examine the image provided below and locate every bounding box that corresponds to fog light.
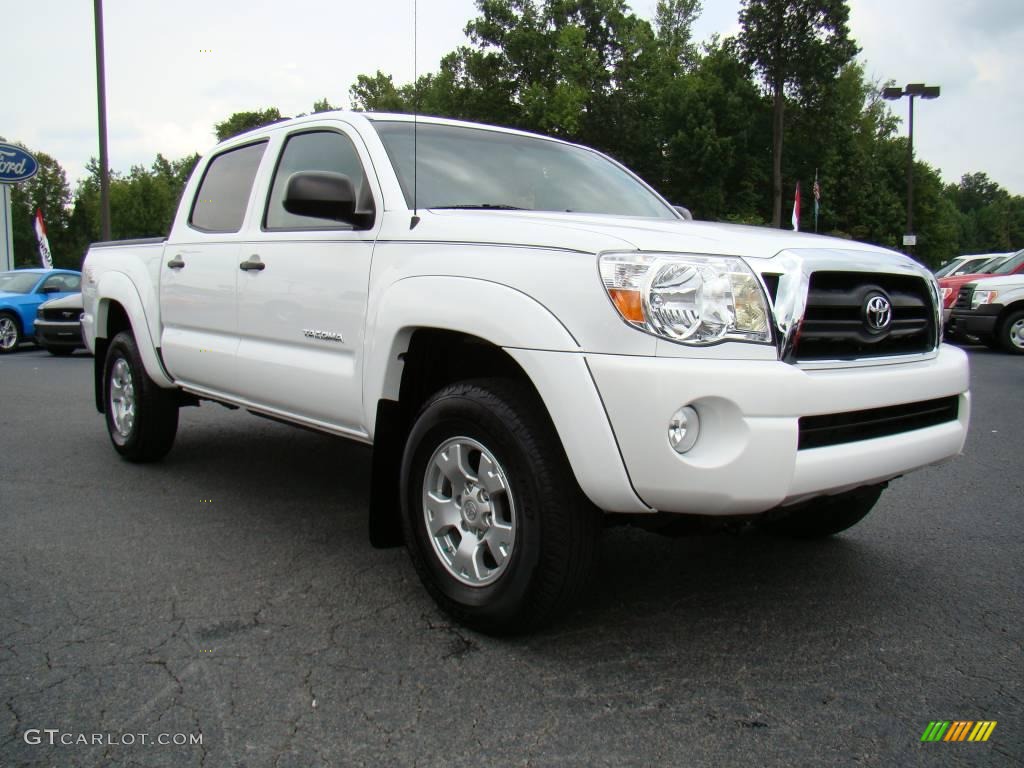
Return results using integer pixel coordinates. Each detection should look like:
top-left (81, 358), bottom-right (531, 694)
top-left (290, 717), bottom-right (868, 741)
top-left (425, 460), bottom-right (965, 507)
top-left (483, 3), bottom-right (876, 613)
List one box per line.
top-left (668, 406), bottom-right (700, 453)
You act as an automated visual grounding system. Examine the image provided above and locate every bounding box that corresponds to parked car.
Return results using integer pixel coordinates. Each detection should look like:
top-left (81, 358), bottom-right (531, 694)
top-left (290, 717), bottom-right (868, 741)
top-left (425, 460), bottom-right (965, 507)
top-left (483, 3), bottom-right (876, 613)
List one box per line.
top-left (934, 253), bottom-right (1009, 278)
top-left (947, 273), bottom-right (1024, 353)
top-left (34, 293), bottom-right (85, 355)
top-left (0, 269), bottom-right (82, 353)
top-left (938, 249), bottom-right (1024, 323)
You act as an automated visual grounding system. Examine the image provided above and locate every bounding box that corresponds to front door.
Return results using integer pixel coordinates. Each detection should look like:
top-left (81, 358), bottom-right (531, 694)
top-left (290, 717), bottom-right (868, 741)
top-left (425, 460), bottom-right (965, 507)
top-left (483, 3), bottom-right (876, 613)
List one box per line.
top-left (233, 127), bottom-right (380, 435)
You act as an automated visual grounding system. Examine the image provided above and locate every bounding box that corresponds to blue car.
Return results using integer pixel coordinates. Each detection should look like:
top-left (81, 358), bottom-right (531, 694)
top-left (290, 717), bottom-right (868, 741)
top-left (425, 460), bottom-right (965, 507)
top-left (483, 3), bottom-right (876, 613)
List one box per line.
top-left (0, 269), bottom-right (82, 353)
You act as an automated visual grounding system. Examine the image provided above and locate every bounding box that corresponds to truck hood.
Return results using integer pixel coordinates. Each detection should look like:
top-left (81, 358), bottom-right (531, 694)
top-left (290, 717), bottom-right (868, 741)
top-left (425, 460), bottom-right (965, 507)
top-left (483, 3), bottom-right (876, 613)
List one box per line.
top-left (420, 209), bottom-right (905, 263)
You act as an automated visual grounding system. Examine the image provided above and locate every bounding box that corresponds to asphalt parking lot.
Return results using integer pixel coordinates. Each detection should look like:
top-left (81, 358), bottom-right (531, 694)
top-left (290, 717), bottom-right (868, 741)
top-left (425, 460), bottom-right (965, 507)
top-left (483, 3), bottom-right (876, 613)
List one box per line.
top-left (1, 345), bottom-right (1020, 767)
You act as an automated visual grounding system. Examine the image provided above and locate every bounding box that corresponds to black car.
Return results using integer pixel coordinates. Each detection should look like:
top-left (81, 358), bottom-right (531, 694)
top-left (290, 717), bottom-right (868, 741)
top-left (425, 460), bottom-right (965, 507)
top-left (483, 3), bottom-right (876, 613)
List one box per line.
top-left (34, 293), bottom-right (86, 356)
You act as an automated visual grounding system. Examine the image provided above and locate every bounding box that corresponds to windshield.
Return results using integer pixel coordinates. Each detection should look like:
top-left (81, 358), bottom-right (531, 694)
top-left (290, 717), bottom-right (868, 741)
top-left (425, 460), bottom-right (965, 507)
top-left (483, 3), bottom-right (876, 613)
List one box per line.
top-left (372, 121), bottom-right (675, 219)
top-left (0, 271), bottom-right (40, 294)
top-left (977, 255), bottom-right (1009, 273)
top-left (993, 249), bottom-right (1024, 275)
top-left (934, 260), bottom-right (962, 277)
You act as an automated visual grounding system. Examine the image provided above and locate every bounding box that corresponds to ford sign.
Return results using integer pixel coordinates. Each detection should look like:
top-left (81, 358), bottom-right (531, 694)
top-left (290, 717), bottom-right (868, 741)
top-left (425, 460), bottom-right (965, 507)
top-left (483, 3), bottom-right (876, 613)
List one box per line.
top-left (0, 143), bottom-right (39, 183)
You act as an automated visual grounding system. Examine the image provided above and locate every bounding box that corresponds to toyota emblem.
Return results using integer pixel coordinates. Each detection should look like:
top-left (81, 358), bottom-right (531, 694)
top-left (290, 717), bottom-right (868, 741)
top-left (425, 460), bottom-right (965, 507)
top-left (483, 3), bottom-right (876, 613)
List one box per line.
top-left (863, 293), bottom-right (892, 333)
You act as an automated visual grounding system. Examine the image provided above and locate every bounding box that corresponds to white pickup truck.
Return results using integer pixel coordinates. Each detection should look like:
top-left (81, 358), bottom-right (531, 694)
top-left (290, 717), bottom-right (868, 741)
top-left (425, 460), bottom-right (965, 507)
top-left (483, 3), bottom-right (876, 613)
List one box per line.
top-left (82, 112), bottom-right (970, 633)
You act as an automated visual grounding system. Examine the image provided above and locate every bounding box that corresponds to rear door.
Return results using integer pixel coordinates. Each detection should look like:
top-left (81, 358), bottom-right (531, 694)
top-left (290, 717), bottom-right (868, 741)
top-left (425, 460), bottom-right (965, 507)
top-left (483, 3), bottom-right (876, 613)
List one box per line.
top-left (233, 126), bottom-right (380, 434)
top-left (160, 141), bottom-right (267, 393)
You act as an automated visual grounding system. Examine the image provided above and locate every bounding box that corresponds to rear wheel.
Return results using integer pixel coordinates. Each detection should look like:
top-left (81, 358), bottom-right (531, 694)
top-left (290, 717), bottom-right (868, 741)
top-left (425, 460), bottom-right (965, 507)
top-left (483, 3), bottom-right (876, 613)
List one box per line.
top-left (103, 331), bottom-right (179, 462)
top-left (764, 484), bottom-right (884, 539)
top-left (998, 310), bottom-right (1024, 355)
top-left (0, 312), bottom-right (21, 353)
top-left (400, 379), bottom-right (601, 635)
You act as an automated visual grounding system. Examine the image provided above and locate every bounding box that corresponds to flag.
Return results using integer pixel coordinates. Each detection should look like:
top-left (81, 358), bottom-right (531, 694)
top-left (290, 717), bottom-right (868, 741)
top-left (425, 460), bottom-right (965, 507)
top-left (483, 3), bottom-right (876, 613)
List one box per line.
top-left (813, 170), bottom-right (821, 233)
top-left (791, 182), bottom-right (801, 232)
top-left (34, 208), bottom-right (53, 269)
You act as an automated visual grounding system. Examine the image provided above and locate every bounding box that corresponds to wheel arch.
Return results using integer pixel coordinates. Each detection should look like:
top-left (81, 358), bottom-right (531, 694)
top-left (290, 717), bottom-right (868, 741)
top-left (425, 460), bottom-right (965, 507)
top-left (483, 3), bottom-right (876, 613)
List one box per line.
top-left (92, 273), bottom-right (174, 413)
top-left (996, 298), bottom-right (1024, 327)
top-left (364, 276), bottom-right (647, 546)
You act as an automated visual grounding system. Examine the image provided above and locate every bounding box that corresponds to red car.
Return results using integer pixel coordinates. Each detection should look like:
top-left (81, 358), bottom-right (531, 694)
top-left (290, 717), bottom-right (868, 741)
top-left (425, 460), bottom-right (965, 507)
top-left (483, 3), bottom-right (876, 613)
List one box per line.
top-left (940, 249), bottom-right (1024, 323)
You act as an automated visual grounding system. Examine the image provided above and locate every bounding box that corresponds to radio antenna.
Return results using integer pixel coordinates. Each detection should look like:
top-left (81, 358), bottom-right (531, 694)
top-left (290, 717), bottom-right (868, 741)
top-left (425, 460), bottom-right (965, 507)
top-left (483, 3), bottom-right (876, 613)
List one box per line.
top-left (410, 0), bottom-right (421, 229)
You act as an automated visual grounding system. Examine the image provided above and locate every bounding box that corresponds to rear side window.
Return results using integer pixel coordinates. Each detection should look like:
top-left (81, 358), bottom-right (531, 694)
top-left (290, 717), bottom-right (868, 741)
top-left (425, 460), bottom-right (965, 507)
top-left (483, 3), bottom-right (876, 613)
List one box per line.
top-left (189, 142), bottom-right (267, 232)
top-left (264, 130), bottom-right (369, 230)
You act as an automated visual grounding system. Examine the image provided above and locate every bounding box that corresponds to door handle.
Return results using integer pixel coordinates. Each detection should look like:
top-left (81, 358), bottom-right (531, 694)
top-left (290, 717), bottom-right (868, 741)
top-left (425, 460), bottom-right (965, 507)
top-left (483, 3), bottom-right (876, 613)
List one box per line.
top-left (166, 255), bottom-right (185, 269)
top-left (239, 255), bottom-right (265, 272)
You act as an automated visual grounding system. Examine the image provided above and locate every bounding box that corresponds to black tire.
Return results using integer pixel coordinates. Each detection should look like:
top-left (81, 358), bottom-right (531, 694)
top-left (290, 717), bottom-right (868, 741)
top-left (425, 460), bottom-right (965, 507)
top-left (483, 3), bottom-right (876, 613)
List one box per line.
top-left (102, 330), bottom-right (179, 462)
top-left (400, 379), bottom-right (601, 635)
top-left (764, 484), bottom-right (884, 539)
top-left (46, 347), bottom-right (75, 357)
top-left (997, 309), bottom-right (1024, 355)
top-left (0, 312), bottom-right (22, 354)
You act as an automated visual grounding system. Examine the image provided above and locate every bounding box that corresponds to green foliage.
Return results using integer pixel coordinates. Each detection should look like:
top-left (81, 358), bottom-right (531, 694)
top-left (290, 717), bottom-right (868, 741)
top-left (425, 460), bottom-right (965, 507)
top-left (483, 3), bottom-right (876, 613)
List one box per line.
top-left (65, 154), bottom-right (199, 262)
top-left (213, 108), bottom-right (282, 142)
top-left (737, 0), bottom-right (858, 225)
top-left (6, 1), bottom-right (1024, 276)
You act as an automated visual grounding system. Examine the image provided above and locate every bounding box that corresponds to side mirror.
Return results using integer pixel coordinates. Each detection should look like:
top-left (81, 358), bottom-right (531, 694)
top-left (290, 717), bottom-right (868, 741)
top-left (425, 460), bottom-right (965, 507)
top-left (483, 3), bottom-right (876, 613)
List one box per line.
top-left (40, 285), bottom-right (60, 294)
top-left (673, 205), bottom-right (694, 221)
top-left (283, 171), bottom-right (369, 227)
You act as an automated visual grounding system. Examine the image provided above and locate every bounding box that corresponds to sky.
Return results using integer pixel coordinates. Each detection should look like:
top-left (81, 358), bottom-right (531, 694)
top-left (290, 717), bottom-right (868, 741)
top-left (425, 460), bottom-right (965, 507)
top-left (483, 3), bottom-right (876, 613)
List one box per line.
top-left (5, 0), bottom-right (1024, 195)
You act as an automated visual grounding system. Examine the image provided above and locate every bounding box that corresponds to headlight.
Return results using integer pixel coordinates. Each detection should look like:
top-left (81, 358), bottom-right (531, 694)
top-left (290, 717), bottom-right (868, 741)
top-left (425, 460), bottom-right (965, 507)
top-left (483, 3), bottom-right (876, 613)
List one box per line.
top-left (971, 289), bottom-right (998, 309)
top-left (940, 286), bottom-right (953, 302)
top-left (599, 253), bottom-right (771, 345)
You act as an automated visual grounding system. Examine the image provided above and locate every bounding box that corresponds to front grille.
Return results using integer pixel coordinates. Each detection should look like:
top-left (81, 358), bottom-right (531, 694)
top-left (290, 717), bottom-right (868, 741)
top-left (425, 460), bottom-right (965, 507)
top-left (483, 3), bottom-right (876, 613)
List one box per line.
top-left (794, 271), bottom-right (936, 361)
top-left (42, 307), bottom-right (81, 322)
top-left (798, 396), bottom-right (959, 450)
top-left (954, 285), bottom-right (974, 310)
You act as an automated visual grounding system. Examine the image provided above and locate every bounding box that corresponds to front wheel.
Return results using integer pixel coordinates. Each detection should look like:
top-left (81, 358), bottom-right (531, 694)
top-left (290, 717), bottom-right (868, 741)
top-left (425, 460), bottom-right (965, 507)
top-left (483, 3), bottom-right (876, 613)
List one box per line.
top-left (400, 379), bottom-right (601, 635)
top-left (998, 310), bottom-right (1024, 355)
top-left (0, 312), bottom-right (22, 353)
top-left (103, 331), bottom-right (179, 462)
top-left (764, 484), bottom-right (884, 538)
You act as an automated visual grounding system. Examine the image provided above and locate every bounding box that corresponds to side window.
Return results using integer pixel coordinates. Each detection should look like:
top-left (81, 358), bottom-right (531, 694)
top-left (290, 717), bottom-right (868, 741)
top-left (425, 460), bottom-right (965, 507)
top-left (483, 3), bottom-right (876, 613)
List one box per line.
top-left (189, 142), bottom-right (267, 233)
top-left (264, 131), bottom-right (370, 230)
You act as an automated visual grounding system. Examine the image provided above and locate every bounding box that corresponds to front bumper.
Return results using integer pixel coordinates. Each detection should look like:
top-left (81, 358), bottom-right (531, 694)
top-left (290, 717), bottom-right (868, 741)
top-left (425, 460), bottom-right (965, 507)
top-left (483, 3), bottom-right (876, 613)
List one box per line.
top-left (34, 319), bottom-right (85, 349)
top-left (948, 304), bottom-right (1002, 339)
top-left (587, 345), bottom-right (970, 515)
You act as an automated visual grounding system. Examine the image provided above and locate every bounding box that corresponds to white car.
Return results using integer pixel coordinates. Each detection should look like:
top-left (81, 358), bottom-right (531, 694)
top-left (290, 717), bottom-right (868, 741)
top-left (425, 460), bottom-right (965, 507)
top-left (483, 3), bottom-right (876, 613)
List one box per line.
top-left (934, 253), bottom-right (1010, 278)
top-left (80, 112), bottom-right (970, 632)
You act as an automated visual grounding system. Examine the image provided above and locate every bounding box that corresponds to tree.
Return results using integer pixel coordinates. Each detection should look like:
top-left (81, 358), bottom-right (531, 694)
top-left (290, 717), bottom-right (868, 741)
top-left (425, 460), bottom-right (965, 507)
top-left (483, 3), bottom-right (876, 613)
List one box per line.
top-left (737, 0), bottom-right (858, 227)
top-left (349, 71), bottom-right (410, 112)
top-left (655, 0), bottom-right (702, 71)
top-left (312, 98), bottom-right (337, 113)
top-left (656, 39), bottom-right (769, 219)
top-left (66, 153), bottom-right (200, 260)
top-left (213, 108), bottom-right (282, 142)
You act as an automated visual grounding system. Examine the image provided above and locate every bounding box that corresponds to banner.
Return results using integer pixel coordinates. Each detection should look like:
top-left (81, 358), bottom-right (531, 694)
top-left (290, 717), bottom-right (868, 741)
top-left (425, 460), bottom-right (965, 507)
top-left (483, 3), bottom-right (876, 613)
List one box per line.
top-left (791, 182), bottom-right (801, 232)
top-left (34, 208), bottom-right (53, 269)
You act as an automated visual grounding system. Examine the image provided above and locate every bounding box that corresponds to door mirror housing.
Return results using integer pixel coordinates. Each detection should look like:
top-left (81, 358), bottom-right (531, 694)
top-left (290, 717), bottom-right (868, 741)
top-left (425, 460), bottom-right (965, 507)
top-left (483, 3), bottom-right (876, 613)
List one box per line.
top-left (283, 171), bottom-right (371, 228)
top-left (673, 205), bottom-right (694, 221)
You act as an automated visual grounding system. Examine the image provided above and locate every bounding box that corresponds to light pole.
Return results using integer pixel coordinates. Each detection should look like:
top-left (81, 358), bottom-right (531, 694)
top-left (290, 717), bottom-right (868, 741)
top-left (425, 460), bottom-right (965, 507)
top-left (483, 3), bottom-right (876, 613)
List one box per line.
top-left (94, 0), bottom-right (111, 242)
top-left (882, 83), bottom-right (940, 256)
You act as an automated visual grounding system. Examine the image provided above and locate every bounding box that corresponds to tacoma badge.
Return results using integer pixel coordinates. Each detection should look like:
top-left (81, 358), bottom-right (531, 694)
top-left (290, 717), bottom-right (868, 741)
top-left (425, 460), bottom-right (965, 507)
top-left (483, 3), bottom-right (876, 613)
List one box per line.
top-left (302, 329), bottom-right (344, 342)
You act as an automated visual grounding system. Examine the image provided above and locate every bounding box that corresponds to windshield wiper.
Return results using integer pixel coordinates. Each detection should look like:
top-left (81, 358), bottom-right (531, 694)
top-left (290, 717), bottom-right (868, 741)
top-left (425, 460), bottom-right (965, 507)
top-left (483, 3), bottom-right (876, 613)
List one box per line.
top-left (431, 204), bottom-right (527, 210)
